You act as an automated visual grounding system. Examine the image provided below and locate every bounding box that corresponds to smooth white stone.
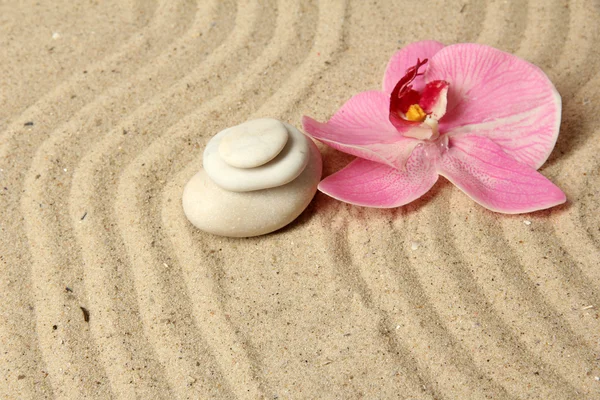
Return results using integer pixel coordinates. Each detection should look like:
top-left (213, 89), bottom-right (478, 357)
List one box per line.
top-left (182, 140), bottom-right (322, 237)
top-left (218, 118), bottom-right (288, 169)
top-left (204, 122), bottom-right (309, 192)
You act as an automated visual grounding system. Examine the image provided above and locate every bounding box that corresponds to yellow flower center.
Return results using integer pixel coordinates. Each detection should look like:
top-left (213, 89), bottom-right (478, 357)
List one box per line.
top-left (405, 104), bottom-right (427, 122)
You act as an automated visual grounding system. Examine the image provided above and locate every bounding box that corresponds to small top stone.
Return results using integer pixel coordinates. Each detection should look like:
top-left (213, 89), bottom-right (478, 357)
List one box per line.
top-left (218, 118), bottom-right (288, 169)
top-left (204, 121), bottom-right (310, 192)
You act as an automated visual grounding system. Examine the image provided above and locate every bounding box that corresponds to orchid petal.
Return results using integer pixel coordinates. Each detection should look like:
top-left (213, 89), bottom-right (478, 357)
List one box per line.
top-left (318, 145), bottom-right (439, 208)
top-left (302, 91), bottom-right (422, 169)
top-left (437, 135), bottom-right (566, 214)
top-left (383, 40), bottom-right (445, 94)
top-left (427, 43), bottom-right (561, 168)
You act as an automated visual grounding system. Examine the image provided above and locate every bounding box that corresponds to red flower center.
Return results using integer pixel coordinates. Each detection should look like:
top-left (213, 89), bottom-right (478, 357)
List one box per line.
top-left (388, 59), bottom-right (450, 141)
top-left (389, 58), bottom-right (429, 121)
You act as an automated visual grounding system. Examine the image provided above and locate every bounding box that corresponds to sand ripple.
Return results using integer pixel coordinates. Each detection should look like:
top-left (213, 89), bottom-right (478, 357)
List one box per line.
top-left (1, 0), bottom-right (599, 398)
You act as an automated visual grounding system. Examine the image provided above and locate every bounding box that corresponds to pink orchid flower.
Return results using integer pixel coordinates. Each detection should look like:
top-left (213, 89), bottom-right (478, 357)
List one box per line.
top-left (303, 41), bottom-right (566, 213)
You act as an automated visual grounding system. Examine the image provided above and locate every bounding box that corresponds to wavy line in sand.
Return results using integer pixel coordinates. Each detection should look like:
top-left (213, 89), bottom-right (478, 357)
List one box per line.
top-left (471, 0), bottom-right (530, 53)
top-left (426, 13), bottom-right (600, 399)
top-left (21, 178), bottom-right (112, 398)
top-left (399, 244), bottom-right (552, 398)
top-left (0, 0), bottom-right (197, 150)
top-left (329, 206), bottom-right (518, 399)
top-left (540, 0), bottom-right (600, 165)
top-left (422, 200), bottom-right (586, 398)
top-left (540, 1), bottom-right (600, 279)
top-left (501, 0), bottom-right (600, 372)
top-left (16, 1), bottom-right (229, 397)
top-left (431, 3), bottom-right (599, 396)
top-left (488, 90), bottom-right (600, 399)
top-left (0, 0), bottom-right (166, 391)
top-left (150, 1), bottom-right (350, 395)
top-left (117, 1), bottom-right (343, 395)
top-left (0, 0), bottom-right (158, 130)
top-left (333, 215), bottom-right (459, 398)
top-left (69, 0), bottom-right (304, 396)
top-left (542, 0), bottom-right (600, 161)
top-left (434, 2), bottom-right (599, 395)
top-left (70, 3), bottom-right (237, 397)
top-left (0, 0), bottom-right (200, 396)
top-left (515, 0), bottom-right (570, 69)
top-left (114, 2), bottom-right (300, 397)
top-left (494, 214), bottom-right (599, 391)
top-left (0, 244), bottom-right (53, 399)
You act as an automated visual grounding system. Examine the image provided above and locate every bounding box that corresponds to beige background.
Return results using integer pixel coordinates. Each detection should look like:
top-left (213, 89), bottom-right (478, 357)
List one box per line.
top-left (1, 0), bottom-right (599, 398)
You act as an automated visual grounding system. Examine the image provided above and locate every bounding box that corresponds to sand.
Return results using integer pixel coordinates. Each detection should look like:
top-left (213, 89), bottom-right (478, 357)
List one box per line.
top-left (1, 0), bottom-right (599, 398)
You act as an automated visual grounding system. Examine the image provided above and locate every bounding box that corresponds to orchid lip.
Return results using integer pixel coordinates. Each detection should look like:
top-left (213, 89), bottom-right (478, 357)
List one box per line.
top-left (424, 115), bottom-right (440, 140)
top-left (389, 59), bottom-right (449, 145)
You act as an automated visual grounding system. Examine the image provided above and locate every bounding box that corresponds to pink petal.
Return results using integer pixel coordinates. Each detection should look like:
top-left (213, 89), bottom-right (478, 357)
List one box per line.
top-left (426, 43), bottom-right (561, 169)
top-left (383, 40), bottom-right (445, 94)
top-left (437, 135), bottom-right (566, 214)
top-left (302, 91), bottom-right (422, 169)
top-left (318, 144), bottom-right (439, 208)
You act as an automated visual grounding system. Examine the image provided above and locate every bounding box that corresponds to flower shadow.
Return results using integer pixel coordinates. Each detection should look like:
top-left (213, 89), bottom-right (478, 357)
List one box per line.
top-left (278, 146), bottom-right (453, 235)
top-left (546, 107), bottom-right (583, 168)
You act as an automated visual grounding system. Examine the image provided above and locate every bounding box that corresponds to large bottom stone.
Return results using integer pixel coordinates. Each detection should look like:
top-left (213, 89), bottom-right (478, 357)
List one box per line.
top-left (182, 140), bottom-right (322, 237)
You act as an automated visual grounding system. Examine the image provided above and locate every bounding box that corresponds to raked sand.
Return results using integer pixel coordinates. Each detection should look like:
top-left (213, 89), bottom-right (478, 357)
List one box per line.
top-left (1, 0), bottom-right (599, 398)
